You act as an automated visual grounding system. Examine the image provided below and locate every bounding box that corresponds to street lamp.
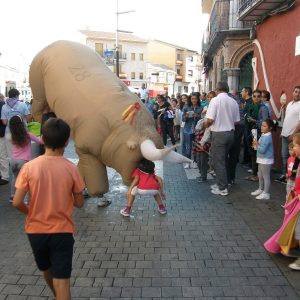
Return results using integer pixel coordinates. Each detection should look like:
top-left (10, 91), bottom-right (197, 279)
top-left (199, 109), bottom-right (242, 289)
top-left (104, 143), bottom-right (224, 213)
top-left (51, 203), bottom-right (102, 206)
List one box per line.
top-left (116, 0), bottom-right (134, 77)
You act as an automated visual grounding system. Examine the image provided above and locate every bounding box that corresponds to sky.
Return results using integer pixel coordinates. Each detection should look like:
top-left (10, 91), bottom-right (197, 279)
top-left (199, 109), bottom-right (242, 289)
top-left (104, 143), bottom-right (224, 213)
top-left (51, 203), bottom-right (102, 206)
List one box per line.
top-left (0, 0), bottom-right (209, 72)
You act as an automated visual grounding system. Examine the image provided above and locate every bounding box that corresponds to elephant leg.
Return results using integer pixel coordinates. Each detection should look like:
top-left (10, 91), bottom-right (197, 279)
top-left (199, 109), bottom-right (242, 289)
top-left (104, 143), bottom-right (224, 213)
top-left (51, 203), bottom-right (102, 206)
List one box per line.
top-left (76, 149), bottom-right (109, 197)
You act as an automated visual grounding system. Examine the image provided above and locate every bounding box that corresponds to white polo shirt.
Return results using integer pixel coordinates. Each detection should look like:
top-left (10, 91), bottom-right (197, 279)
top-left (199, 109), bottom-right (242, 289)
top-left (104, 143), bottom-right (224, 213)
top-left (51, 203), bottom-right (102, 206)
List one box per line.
top-left (206, 92), bottom-right (240, 132)
top-left (281, 100), bottom-right (300, 137)
top-left (138, 88), bottom-right (149, 100)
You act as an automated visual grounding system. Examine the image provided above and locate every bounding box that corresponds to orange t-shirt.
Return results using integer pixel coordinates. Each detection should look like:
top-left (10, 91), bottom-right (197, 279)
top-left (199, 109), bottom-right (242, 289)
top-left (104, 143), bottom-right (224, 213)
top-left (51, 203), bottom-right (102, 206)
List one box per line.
top-left (15, 156), bottom-right (85, 234)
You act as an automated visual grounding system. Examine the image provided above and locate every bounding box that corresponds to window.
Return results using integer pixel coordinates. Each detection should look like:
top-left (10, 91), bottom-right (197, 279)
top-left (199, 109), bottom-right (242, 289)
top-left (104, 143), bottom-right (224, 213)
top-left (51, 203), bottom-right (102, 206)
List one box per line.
top-left (131, 53), bottom-right (136, 61)
top-left (177, 53), bottom-right (181, 60)
top-left (139, 53), bottom-right (144, 61)
top-left (184, 86), bottom-right (188, 93)
top-left (95, 43), bottom-right (103, 56)
top-left (188, 70), bottom-right (193, 77)
top-left (188, 56), bottom-right (193, 62)
top-left (191, 87), bottom-right (195, 93)
top-left (178, 86), bottom-right (182, 93)
top-left (176, 69), bottom-right (181, 75)
top-left (139, 73), bottom-right (144, 80)
top-left (131, 72), bottom-right (135, 79)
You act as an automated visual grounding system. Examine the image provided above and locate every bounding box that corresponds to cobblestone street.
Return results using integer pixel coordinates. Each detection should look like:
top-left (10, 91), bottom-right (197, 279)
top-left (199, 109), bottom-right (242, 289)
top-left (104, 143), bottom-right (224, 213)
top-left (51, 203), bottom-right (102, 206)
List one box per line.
top-left (1, 142), bottom-right (300, 299)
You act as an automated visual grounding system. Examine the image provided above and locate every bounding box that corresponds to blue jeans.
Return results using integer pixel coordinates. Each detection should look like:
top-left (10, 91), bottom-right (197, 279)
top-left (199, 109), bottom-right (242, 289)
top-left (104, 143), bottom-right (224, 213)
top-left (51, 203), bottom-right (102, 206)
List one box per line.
top-left (281, 136), bottom-right (289, 175)
top-left (181, 132), bottom-right (193, 159)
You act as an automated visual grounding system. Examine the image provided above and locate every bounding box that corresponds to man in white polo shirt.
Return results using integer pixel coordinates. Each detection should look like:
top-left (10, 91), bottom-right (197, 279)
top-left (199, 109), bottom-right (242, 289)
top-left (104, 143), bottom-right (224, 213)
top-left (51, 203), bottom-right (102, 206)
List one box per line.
top-left (277, 86), bottom-right (300, 183)
top-left (205, 82), bottom-right (240, 196)
top-left (138, 83), bottom-right (149, 104)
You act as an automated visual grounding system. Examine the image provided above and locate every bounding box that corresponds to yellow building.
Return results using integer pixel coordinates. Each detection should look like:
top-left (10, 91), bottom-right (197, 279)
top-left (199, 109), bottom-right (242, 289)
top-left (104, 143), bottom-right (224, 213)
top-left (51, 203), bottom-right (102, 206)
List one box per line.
top-left (148, 40), bottom-right (200, 95)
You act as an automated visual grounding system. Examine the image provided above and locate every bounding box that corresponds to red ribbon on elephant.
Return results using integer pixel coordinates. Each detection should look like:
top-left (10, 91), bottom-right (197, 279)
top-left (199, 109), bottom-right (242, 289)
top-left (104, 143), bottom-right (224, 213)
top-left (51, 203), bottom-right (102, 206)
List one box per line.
top-left (121, 102), bottom-right (141, 125)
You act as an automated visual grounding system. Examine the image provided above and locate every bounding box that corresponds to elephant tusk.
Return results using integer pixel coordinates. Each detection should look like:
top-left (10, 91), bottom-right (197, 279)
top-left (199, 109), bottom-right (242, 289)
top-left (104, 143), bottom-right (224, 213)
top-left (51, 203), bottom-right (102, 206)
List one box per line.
top-left (140, 139), bottom-right (172, 161)
top-left (140, 139), bottom-right (192, 163)
top-left (163, 150), bottom-right (193, 163)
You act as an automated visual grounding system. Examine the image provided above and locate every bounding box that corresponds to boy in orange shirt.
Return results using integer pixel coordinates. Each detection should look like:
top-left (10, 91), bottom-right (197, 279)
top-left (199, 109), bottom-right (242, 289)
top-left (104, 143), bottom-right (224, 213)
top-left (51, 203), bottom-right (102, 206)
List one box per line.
top-left (13, 118), bottom-right (85, 300)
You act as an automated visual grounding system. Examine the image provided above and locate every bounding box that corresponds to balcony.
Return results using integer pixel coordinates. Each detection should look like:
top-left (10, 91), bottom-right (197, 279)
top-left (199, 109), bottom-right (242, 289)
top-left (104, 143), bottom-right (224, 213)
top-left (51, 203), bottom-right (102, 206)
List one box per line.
top-left (204, 0), bottom-right (254, 56)
top-left (238, 0), bottom-right (291, 21)
top-left (176, 60), bottom-right (183, 65)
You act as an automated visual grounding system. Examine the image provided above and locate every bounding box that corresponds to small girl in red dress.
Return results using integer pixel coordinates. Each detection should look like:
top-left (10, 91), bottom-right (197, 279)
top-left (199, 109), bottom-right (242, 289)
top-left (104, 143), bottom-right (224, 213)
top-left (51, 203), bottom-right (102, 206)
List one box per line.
top-left (120, 158), bottom-right (166, 217)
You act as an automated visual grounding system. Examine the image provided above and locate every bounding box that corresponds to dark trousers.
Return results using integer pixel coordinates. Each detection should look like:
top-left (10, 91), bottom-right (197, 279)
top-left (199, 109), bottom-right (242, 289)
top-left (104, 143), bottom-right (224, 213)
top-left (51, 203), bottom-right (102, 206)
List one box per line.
top-left (243, 127), bottom-right (251, 163)
top-left (211, 131), bottom-right (235, 190)
top-left (228, 124), bottom-right (244, 182)
top-left (161, 122), bottom-right (176, 146)
top-left (196, 152), bottom-right (209, 180)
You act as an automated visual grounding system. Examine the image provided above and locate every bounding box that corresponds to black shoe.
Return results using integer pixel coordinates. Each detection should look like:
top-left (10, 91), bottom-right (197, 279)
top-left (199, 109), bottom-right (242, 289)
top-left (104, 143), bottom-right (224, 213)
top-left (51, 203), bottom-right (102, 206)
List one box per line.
top-left (275, 175), bottom-right (287, 184)
top-left (0, 179), bottom-right (9, 185)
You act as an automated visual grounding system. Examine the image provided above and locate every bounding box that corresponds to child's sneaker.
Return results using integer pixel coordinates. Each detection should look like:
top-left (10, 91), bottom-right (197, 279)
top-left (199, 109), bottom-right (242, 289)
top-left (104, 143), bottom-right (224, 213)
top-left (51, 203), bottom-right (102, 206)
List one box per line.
top-left (289, 258), bottom-right (300, 270)
top-left (211, 187), bottom-right (229, 196)
top-left (158, 206), bottom-right (167, 215)
top-left (251, 189), bottom-right (263, 196)
top-left (256, 192), bottom-right (270, 200)
top-left (120, 207), bottom-right (131, 217)
top-left (210, 184), bottom-right (218, 190)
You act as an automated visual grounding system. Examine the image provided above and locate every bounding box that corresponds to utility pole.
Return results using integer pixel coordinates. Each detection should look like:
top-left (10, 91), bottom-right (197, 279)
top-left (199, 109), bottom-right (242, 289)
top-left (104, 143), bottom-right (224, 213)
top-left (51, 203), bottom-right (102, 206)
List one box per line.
top-left (115, 0), bottom-right (134, 78)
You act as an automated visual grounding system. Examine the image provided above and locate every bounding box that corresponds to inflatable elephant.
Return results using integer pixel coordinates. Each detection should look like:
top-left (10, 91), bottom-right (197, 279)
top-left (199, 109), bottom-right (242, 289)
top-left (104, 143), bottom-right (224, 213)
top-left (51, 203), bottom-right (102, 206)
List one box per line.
top-left (29, 40), bottom-right (191, 196)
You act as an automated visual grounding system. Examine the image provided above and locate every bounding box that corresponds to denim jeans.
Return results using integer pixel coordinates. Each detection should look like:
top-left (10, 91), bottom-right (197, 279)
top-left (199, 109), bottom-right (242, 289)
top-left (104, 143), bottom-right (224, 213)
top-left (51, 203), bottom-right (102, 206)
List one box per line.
top-left (181, 132), bottom-right (193, 159)
top-left (10, 159), bottom-right (27, 197)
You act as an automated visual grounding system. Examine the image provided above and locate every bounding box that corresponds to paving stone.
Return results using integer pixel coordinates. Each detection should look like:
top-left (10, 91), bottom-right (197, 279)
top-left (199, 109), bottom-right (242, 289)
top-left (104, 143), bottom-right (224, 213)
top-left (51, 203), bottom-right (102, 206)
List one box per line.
top-left (162, 287), bottom-right (183, 297)
top-left (21, 285), bottom-right (44, 296)
top-left (142, 287), bottom-right (162, 297)
top-left (113, 278), bottom-right (133, 287)
top-left (74, 277), bottom-right (94, 287)
top-left (182, 286), bottom-right (203, 297)
top-left (2, 284), bottom-right (25, 295)
top-left (121, 287), bottom-right (141, 297)
top-left (101, 287), bottom-right (121, 297)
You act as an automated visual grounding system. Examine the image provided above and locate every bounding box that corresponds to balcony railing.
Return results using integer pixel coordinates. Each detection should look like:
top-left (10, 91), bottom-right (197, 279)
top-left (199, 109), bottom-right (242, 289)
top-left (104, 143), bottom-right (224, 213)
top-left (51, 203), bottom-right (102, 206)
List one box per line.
top-left (175, 75), bottom-right (183, 81)
top-left (238, 0), bottom-right (290, 21)
top-left (203, 0), bottom-right (254, 55)
top-left (176, 60), bottom-right (183, 65)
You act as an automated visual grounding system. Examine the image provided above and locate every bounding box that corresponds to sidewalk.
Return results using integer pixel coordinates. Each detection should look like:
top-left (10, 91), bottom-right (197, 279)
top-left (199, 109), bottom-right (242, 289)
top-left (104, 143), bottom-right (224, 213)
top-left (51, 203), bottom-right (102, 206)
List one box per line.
top-left (0, 145), bottom-right (300, 299)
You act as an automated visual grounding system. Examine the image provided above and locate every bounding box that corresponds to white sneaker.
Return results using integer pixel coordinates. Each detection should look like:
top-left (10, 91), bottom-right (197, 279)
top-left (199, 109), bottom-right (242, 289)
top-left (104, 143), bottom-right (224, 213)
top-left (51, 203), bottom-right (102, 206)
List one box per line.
top-left (256, 192), bottom-right (270, 200)
top-left (211, 188), bottom-right (229, 196)
top-left (210, 184), bottom-right (218, 190)
top-left (183, 163), bottom-right (190, 169)
top-left (190, 161), bottom-right (198, 169)
top-left (289, 258), bottom-right (300, 270)
top-left (251, 189), bottom-right (263, 196)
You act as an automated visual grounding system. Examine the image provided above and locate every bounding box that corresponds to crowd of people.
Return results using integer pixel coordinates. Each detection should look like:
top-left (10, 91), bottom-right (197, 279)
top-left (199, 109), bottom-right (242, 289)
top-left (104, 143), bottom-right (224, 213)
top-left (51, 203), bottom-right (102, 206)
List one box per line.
top-left (141, 83), bottom-right (300, 201)
top-left (0, 83), bottom-right (300, 300)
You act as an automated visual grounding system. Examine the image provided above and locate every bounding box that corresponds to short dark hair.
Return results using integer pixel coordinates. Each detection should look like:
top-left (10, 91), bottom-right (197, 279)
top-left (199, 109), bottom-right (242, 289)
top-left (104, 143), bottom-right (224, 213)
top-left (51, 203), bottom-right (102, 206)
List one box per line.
top-left (243, 87), bottom-right (252, 96)
top-left (138, 158), bottom-right (155, 174)
top-left (171, 99), bottom-right (178, 104)
top-left (8, 88), bottom-right (20, 98)
top-left (262, 118), bottom-right (277, 131)
top-left (294, 86), bottom-right (300, 91)
top-left (252, 89), bottom-right (262, 96)
top-left (41, 118), bottom-right (70, 150)
top-left (216, 82), bottom-right (229, 93)
top-left (261, 90), bottom-right (270, 100)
